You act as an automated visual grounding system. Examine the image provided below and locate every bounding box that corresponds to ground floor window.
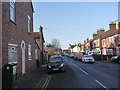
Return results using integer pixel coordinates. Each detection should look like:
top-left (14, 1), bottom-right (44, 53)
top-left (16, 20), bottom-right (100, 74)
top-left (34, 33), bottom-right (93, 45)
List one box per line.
top-left (107, 49), bottom-right (113, 55)
top-left (8, 45), bottom-right (17, 64)
top-left (28, 45), bottom-right (32, 60)
top-left (35, 49), bottom-right (38, 59)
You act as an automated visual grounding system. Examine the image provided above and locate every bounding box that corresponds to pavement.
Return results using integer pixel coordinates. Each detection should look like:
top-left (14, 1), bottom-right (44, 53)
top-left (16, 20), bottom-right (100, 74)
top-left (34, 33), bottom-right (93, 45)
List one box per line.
top-left (15, 64), bottom-right (49, 88)
top-left (14, 56), bottom-right (120, 89)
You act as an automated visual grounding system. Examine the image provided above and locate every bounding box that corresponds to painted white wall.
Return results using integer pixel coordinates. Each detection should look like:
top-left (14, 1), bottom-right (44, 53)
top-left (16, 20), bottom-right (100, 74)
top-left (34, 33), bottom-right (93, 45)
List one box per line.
top-left (73, 46), bottom-right (80, 53)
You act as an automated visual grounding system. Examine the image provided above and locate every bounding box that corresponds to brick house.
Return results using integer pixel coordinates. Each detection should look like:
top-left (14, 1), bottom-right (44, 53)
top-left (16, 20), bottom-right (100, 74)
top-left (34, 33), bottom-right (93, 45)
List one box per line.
top-left (72, 43), bottom-right (81, 53)
top-left (116, 28), bottom-right (120, 55)
top-left (2, 1), bottom-right (41, 76)
top-left (92, 28), bottom-right (105, 54)
top-left (68, 44), bottom-right (75, 53)
top-left (102, 22), bottom-right (120, 55)
top-left (34, 26), bottom-right (45, 64)
top-left (85, 38), bottom-right (90, 54)
top-left (44, 44), bottom-right (56, 55)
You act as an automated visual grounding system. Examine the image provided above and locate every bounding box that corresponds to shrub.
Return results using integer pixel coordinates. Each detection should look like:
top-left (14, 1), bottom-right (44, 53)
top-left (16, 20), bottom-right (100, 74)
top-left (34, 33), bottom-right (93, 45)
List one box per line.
top-left (92, 55), bottom-right (114, 61)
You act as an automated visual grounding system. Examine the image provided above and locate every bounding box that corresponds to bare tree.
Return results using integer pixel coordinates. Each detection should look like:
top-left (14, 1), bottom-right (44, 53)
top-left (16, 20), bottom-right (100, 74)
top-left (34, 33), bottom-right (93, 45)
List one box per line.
top-left (51, 39), bottom-right (61, 48)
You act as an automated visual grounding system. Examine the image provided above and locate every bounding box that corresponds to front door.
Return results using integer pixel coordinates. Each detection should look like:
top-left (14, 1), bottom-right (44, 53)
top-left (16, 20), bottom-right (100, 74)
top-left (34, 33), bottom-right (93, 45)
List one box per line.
top-left (21, 41), bottom-right (26, 75)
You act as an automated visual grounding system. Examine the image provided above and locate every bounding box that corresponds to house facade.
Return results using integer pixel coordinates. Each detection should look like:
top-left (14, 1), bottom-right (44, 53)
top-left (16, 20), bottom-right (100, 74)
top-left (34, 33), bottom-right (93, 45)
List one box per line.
top-left (2, 1), bottom-right (41, 76)
top-left (68, 44), bottom-right (75, 53)
top-left (44, 44), bottom-right (56, 55)
top-left (85, 38), bottom-right (91, 54)
top-left (72, 43), bottom-right (81, 53)
top-left (101, 22), bottom-right (119, 55)
top-left (92, 28), bottom-right (105, 54)
top-left (34, 26), bottom-right (45, 64)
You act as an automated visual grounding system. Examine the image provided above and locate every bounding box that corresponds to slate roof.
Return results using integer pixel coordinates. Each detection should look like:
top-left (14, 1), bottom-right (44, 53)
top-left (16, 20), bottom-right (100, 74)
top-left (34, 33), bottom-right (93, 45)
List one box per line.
top-left (34, 32), bottom-right (45, 42)
top-left (102, 29), bottom-right (119, 39)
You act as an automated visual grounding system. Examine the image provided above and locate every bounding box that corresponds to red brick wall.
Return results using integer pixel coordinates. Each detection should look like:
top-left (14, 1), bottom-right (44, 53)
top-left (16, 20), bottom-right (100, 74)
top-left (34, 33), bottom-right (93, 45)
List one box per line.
top-left (2, 2), bottom-right (40, 76)
top-left (102, 34), bottom-right (119, 55)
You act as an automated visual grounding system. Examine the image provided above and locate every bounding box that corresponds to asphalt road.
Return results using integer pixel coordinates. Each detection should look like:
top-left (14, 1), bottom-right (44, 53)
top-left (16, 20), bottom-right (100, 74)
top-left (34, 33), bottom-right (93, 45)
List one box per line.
top-left (46, 56), bottom-right (120, 89)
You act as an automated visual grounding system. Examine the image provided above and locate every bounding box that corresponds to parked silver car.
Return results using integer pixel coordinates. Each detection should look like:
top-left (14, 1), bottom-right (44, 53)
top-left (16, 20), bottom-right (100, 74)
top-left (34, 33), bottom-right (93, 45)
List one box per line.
top-left (82, 55), bottom-right (95, 63)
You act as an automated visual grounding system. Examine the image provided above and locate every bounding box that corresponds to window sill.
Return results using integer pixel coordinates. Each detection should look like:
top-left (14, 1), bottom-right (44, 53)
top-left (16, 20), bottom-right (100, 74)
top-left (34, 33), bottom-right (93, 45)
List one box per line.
top-left (28, 32), bottom-right (31, 35)
top-left (10, 19), bottom-right (16, 25)
top-left (8, 62), bottom-right (17, 65)
top-left (28, 59), bottom-right (32, 61)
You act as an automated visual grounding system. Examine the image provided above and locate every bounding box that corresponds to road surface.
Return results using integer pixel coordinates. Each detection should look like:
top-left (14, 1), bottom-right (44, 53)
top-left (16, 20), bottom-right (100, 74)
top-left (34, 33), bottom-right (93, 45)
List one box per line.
top-left (46, 56), bottom-right (119, 89)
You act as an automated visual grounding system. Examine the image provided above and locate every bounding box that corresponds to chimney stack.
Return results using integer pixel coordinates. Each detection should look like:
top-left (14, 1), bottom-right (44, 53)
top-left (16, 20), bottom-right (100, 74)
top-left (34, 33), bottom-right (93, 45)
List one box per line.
top-left (93, 33), bottom-right (98, 39)
top-left (78, 43), bottom-right (81, 46)
top-left (118, 22), bottom-right (120, 30)
top-left (87, 38), bottom-right (89, 43)
top-left (109, 21), bottom-right (116, 31)
top-left (97, 28), bottom-right (105, 35)
top-left (84, 40), bottom-right (86, 44)
top-left (97, 29), bottom-right (100, 35)
top-left (39, 26), bottom-right (43, 34)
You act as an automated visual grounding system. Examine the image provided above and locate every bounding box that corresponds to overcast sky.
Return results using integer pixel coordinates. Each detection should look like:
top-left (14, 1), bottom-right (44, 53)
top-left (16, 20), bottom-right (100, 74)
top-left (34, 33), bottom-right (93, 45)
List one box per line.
top-left (33, 2), bottom-right (118, 49)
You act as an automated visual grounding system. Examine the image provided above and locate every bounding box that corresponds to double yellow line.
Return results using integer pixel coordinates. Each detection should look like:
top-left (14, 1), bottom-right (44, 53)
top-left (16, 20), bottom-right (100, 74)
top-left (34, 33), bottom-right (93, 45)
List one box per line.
top-left (34, 73), bottom-right (51, 89)
top-left (42, 75), bottom-right (51, 90)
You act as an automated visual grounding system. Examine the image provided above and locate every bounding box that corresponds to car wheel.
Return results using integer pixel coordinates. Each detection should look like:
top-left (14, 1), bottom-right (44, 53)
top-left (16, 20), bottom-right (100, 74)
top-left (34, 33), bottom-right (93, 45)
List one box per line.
top-left (47, 69), bottom-right (51, 74)
top-left (62, 67), bottom-right (66, 72)
top-left (118, 60), bottom-right (120, 64)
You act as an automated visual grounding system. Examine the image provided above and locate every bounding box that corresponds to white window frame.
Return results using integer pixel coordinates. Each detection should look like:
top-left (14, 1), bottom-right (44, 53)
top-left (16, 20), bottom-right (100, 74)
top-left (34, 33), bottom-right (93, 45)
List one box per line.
top-left (8, 43), bottom-right (18, 64)
top-left (28, 45), bottom-right (32, 60)
top-left (98, 39), bottom-right (99, 46)
top-left (10, 0), bottom-right (15, 22)
top-left (119, 36), bottom-right (120, 44)
top-left (103, 39), bottom-right (105, 47)
top-left (92, 42), bottom-right (94, 48)
top-left (28, 15), bottom-right (31, 33)
top-left (109, 37), bottom-right (111, 44)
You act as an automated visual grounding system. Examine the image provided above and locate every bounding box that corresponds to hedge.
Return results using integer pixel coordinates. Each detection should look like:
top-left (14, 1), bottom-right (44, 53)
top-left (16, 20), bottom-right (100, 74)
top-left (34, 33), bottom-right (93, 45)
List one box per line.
top-left (92, 55), bottom-right (115, 61)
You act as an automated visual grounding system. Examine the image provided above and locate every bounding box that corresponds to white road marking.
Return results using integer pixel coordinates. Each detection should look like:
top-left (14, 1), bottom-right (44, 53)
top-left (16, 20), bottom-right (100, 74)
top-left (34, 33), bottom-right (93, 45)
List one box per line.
top-left (73, 64), bottom-right (78, 67)
top-left (71, 62), bottom-right (78, 67)
top-left (95, 80), bottom-right (109, 90)
top-left (79, 68), bottom-right (88, 75)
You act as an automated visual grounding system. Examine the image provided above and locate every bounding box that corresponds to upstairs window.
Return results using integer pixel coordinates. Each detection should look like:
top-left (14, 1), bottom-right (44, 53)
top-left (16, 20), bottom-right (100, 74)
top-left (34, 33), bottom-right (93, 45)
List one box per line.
top-left (10, 0), bottom-right (15, 22)
top-left (28, 15), bottom-right (31, 33)
top-left (109, 37), bottom-right (111, 44)
top-left (98, 40), bottom-right (99, 46)
top-left (103, 39), bottom-right (105, 47)
top-left (112, 36), bottom-right (114, 43)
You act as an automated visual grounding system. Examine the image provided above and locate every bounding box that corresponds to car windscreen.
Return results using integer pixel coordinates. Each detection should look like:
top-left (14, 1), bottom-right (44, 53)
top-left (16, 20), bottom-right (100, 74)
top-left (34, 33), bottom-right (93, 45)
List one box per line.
top-left (49, 57), bottom-right (62, 63)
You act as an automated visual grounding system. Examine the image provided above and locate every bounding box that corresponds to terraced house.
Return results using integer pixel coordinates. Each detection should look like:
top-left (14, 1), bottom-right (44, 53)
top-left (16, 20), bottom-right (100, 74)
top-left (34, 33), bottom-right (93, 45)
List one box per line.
top-left (102, 22), bottom-right (120, 55)
top-left (81, 21), bottom-right (120, 56)
top-left (91, 28), bottom-right (105, 54)
top-left (2, 1), bottom-right (44, 76)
